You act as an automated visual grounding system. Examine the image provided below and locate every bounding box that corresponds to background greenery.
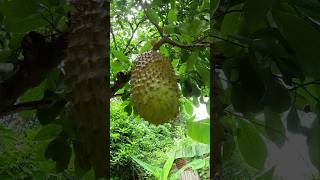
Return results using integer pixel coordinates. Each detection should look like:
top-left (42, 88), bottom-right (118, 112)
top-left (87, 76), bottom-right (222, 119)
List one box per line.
top-left (0, 0), bottom-right (319, 179)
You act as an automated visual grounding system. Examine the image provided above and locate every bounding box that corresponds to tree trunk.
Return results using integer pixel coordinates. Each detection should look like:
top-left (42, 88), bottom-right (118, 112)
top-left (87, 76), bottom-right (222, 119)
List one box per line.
top-left (64, 0), bottom-right (108, 178)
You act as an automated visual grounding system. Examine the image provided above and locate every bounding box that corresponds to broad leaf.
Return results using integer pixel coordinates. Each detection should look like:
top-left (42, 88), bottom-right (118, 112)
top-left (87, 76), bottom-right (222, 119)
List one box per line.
top-left (111, 49), bottom-right (129, 64)
top-left (168, 9), bottom-right (177, 24)
top-left (187, 118), bottom-right (210, 144)
top-left (255, 166), bottom-right (276, 180)
top-left (237, 120), bottom-right (267, 170)
top-left (146, 8), bottom-right (159, 25)
top-left (0, 0), bottom-right (40, 18)
top-left (264, 108), bottom-right (286, 147)
top-left (34, 124), bottom-right (62, 141)
top-left (45, 136), bottom-right (71, 172)
top-left (4, 14), bottom-right (47, 33)
top-left (131, 156), bottom-right (161, 179)
top-left (307, 117), bottom-right (320, 171)
top-left (175, 142), bottom-right (210, 158)
top-left (286, 107), bottom-right (303, 134)
top-left (161, 155), bottom-right (175, 180)
top-left (183, 99), bottom-right (194, 115)
top-left (244, 0), bottom-right (274, 32)
top-left (272, 9), bottom-right (320, 78)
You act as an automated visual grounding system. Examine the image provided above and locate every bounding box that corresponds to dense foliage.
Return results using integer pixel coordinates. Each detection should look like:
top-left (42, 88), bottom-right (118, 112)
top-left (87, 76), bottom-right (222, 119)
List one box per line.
top-left (0, 0), bottom-right (319, 179)
top-left (110, 101), bottom-right (177, 179)
top-left (213, 0), bottom-right (320, 178)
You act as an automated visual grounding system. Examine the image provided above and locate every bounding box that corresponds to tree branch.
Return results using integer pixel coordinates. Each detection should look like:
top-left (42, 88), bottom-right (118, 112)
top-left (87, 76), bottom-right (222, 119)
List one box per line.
top-left (211, 10), bottom-right (242, 20)
top-left (123, 18), bottom-right (146, 53)
top-left (152, 37), bottom-right (210, 51)
top-left (0, 31), bottom-right (68, 116)
top-left (139, 1), bottom-right (209, 51)
top-left (110, 72), bottom-right (131, 97)
top-left (0, 99), bottom-right (52, 117)
top-left (111, 26), bottom-right (118, 50)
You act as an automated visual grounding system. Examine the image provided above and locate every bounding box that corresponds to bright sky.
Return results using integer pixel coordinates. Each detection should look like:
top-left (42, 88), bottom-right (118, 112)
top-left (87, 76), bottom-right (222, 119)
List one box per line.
top-left (193, 97), bottom-right (209, 121)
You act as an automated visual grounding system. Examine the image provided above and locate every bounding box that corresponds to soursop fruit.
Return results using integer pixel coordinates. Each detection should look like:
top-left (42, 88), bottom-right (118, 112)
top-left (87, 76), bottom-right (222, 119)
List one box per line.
top-left (130, 51), bottom-right (180, 124)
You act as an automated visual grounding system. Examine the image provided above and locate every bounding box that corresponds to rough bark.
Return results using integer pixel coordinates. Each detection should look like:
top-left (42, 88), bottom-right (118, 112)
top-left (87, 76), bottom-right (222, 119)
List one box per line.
top-left (64, 0), bottom-right (108, 178)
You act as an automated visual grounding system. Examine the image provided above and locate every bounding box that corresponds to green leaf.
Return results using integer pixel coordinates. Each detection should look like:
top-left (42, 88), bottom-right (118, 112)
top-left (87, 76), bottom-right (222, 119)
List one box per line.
top-left (131, 156), bottom-right (161, 179)
top-left (81, 169), bottom-right (95, 180)
top-left (140, 41), bottom-right (152, 53)
top-left (45, 136), bottom-right (71, 172)
top-left (183, 99), bottom-right (194, 115)
top-left (263, 79), bottom-right (291, 113)
top-left (237, 120), bottom-right (267, 170)
top-left (255, 166), bottom-right (276, 180)
top-left (5, 14), bottom-right (47, 33)
top-left (272, 9), bottom-right (320, 77)
top-left (168, 9), bottom-right (177, 24)
top-left (286, 107), bottom-right (303, 134)
top-left (0, 50), bottom-right (11, 62)
top-left (264, 108), bottom-right (286, 147)
top-left (210, 0), bottom-right (220, 15)
top-left (171, 58), bottom-right (179, 68)
top-left (160, 46), bottom-right (169, 56)
top-left (186, 51), bottom-right (199, 71)
top-left (34, 124), bottom-right (62, 141)
top-left (36, 99), bottom-right (66, 125)
top-left (182, 79), bottom-right (194, 98)
top-left (111, 49), bottom-right (129, 64)
top-left (20, 80), bottom-right (46, 103)
top-left (187, 119), bottom-right (210, 144)
top-left (9, 33), bottom-right (25, 49)
top-left (161, 155), bottom-right (175, 180)
top-left (239, 58), bottom-right (265, 101)
top-left (175, 143), bottom-right (210, 158)
top-left (188, 19), bottom-right (202, 37)
top-left (124, 103), bottom-right (132, 116)
top-left (221, 4), bottom-right (244, 36)
top-left (223, 134), bottom-right (236, 160)
top-left (195, 61), bottom-right (210, 86)
top-left (0, 0), bottom-right (40, 18)
top-left (244, 0), bottom-right (274, 32)
top-left (308, 117), bottom-right (320, 171)
top-left (178, 63), bottom-right (187, 75)
top-left (164, 24), bottom-right (175, 34)
top-left (146, 8), bottom-right (159, 25)
top-left (231, 84), bottom-right (262, 113)
top-left (19, 80), bottom-right (46, 118)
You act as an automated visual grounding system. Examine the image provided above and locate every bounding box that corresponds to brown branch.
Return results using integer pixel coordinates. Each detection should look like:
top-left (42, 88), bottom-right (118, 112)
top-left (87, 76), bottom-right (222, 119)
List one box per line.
top-left (0, 31), bottom-right (68, 116)
top-left (110, 72), bottom-right (131, 97)
top-left (0, 99), bottom-right (52, 117)
top-left (152, 37), bottom-right (210, 51)
top-left (140, 1), bottom-right (209, 51)
top-left (211, 10), bottom-right (243, 20)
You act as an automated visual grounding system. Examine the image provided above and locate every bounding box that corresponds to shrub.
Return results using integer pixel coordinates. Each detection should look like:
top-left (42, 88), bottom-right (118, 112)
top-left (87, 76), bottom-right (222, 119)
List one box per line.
top-left (110, 101), bottom-right (176, 179)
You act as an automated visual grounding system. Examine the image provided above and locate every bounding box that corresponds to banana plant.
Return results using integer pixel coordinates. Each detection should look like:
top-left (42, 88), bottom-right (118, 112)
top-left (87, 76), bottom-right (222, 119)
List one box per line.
top-left (131, 141), bottom-right (209, 180)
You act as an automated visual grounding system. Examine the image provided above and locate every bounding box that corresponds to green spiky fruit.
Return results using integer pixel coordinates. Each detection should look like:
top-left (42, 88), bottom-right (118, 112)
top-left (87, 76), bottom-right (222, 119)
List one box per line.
top-left (130, 51), bottom-right (180, 124)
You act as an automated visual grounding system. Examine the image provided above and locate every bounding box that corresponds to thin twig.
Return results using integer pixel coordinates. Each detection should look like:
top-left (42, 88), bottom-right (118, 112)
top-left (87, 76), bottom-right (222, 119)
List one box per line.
top-left (139, 1), bottom-right (209, 51)
top-left (211, 34), bottom-right (248, 48)
top-left (211, 10), bottom-right (243, 19)
top-left (123, 18), bottom-right (146, 53)
top-left (224, 110), bottom-right (289, 140)
top-left (111, 26), bottom-right (118, 50)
